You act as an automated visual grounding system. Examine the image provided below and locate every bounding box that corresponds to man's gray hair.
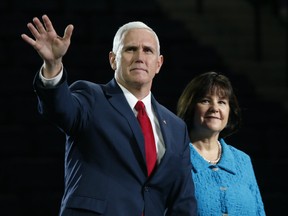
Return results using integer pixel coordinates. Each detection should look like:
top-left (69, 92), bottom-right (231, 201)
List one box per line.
top-left (112, 21), bottom-right (160, 55)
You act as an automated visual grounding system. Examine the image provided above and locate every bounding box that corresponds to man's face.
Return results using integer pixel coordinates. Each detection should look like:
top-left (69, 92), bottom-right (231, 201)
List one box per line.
top-left (113, 28), bottom-right (163, 91)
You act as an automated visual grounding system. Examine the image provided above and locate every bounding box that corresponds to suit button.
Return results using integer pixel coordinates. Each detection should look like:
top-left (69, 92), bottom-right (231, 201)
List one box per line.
top-left (144, 186), bottom-right (149, 192)
top-left (220, 186), bottom-right (227, 191)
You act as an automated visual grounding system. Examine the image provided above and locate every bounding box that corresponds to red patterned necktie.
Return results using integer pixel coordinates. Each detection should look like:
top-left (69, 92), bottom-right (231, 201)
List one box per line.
top-left (135, 101), bottom-right (157, 176)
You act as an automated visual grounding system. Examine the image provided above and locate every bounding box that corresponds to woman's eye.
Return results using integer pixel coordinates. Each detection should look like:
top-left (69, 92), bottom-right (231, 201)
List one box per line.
top-left (200, 99), bottom-right (209, 104)
top-left (219, 100), bottom-right (227, 105)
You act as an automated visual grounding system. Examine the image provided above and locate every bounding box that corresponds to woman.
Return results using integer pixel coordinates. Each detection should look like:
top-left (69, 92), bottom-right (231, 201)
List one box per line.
top-left (177, 71), bottom-right (266, 215)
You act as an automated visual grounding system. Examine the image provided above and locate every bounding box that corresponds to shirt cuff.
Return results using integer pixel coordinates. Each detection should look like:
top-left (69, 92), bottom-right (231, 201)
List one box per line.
top-left (39, 64), bottom-right (63, 87)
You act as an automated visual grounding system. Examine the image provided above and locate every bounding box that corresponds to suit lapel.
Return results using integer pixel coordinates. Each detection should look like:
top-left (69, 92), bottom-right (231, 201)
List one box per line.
top-left (103, 79), bottom-right (146, 165)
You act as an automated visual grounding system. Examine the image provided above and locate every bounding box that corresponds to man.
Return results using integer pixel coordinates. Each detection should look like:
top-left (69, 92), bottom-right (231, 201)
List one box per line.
top-left (21, 14), bottom-right (197, 216)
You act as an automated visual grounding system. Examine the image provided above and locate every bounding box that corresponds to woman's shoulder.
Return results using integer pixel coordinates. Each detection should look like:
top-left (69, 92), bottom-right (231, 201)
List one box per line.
top-left (221, 139), bottom-right (251, 161)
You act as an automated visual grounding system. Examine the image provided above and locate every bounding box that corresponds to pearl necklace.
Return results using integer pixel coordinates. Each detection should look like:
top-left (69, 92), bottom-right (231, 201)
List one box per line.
top-left (193, 141), bottom-right (222, 165)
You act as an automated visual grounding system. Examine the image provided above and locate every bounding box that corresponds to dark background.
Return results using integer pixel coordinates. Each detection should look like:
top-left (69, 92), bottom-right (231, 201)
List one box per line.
top-left (0, 0), bottom-right (287, 215)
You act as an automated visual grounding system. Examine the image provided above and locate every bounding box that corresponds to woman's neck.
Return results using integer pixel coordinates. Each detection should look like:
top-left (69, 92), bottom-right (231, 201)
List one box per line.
top-left (192, 139), bottom-right (222, 164)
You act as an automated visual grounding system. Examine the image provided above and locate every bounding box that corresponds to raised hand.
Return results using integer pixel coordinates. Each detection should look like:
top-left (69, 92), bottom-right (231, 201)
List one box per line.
top-left (21, 14), bottom-right (74, 77)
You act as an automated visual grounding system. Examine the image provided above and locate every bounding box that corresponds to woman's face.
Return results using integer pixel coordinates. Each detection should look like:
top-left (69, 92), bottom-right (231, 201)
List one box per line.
top-left (193, 93), bottom-right (230, 135)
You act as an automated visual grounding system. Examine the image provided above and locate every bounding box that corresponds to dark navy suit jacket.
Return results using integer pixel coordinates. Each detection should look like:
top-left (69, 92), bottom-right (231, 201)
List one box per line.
top-left (33, 70), bottom-right (197, 216)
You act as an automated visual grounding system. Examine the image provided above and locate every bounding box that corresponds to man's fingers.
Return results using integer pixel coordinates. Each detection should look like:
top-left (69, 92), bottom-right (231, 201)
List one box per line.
top-left (32, 17), bottom-right (46, 34)
top-left (42, 14), bottom-right (56, 34)
top-left (21, 34), bottom-right (36, 47)
top-left (63, 24), bottom-right (74, 40)
top-left (26, 22), bottom-right (41, 39)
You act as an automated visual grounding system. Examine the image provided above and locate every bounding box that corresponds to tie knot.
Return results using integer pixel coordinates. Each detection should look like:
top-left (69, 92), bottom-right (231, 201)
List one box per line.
top-left (135, 101), bottom-right (145, 112)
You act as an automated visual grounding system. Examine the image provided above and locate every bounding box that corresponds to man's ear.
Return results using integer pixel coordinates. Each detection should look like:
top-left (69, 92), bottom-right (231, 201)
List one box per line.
top-left (109, 51), bottom-right (117, 70)
top-left (155, 55), bottom-right (164, 74)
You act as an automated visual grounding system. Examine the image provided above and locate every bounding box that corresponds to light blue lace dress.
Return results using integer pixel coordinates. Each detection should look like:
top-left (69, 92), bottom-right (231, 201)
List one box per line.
top-left (190, 138), bottom-right (266, 216)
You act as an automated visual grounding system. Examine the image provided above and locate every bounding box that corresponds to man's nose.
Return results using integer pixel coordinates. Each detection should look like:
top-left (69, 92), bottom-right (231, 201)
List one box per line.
top-left (134, 50), bottom-right (145, 60)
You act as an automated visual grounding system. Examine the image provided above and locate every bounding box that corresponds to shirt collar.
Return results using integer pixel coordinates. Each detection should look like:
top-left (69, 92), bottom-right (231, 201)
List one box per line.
top-left (116, 80), bottom-right (152, 114)
top-left (190, 139), bottom-right (236, 174)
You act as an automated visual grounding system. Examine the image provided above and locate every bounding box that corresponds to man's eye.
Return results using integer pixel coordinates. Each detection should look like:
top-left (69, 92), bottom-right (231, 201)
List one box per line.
top-left (126, 47), bottom-right (135, 51)
top-left (144, 48), bottom-right (153, 53)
